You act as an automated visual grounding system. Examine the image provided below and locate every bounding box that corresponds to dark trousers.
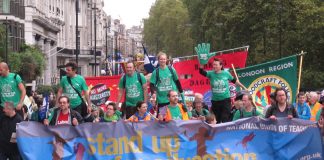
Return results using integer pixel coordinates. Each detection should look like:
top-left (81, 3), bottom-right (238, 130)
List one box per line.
top-left (0, 107), bottom-right (3, 119)
top-left (211, 98), bottom-right (231, 123)
top-left (0, 152), bottom-right (21, 160)
top-left (72, 104), bottom-right (83, 116)
top-left (121, 104), bottom-right (138, 119)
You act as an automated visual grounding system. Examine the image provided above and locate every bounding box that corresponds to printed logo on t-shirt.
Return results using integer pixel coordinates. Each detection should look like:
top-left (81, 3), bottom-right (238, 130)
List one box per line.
top-left (64, 85), bottom-right (78, 99)
top-left (126, 84), bottom-right (140, 98)
top-left (57, 112), bottom-right (69, 125)
top-left (158, 77), bottom-right (172, 91)
top-left (172, 115), bottom-right (182, 120)
top-left (212, 79), bottom-right (226, 94)
top-left (1, 84), bottom-right (15, 97)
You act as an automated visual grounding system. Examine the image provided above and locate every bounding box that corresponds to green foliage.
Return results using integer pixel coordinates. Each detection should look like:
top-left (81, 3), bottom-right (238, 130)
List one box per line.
top-left (51, 83), bottom-right (60, 94)
top-left (143, 0), bottom-right (194, 57)
top-left (0, 25), bottom-right (5, 61)
top-left (301, 69), bottom-right (324, 90)
top-left (180, 0), bottom-right (324, 88)
top-left (36, 85), bottom-right (54, 96)
top-left (8, 44), bottom-right (45, 82)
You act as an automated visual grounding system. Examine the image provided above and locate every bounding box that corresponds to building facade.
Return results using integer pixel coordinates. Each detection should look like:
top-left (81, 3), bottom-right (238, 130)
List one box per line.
top-left (0, 0), bottom-right (25, 53)
top-left (126, 25), bottom-right (144, 56)
top-left (24, 0), bottom-right (63, 85)
top-left (23, 0), bottom-right (114, 84)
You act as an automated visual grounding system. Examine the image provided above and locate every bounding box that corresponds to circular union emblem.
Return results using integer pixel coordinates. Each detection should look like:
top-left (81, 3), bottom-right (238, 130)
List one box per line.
top-left (247, 75), bottom-right (292, 108)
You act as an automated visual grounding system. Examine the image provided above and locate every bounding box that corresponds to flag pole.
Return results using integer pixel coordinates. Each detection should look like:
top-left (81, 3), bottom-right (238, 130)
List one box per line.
top-left (296, 51), bottom-right (304, 98)
top-left (174, 45), bottom-right (249, 60)
top-left (231, 64), bottom-right (242, 90)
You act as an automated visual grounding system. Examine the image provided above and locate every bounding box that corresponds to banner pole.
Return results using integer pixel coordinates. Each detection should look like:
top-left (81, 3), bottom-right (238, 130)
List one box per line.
top-left (296, 51), bottom-right (304, 99)
top-left (231, 64), bottom-right (242, 90)
top-left (174, 45), bottom-right (249, 60)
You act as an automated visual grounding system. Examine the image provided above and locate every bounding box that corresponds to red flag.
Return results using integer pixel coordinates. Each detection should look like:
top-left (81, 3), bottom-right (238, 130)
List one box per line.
top-left (173, 51), bottom-right (248, 95)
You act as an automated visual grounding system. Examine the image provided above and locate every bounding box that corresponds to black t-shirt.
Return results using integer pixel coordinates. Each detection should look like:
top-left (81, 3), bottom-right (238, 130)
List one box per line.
top-left (0, 113), bottom-right (23, 154)
top-left (265, 104), bottom-right (298, 118)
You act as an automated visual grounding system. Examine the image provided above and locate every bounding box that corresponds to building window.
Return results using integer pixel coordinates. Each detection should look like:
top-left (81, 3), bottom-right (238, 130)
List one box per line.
top-left (0, 0), bottom-right (10, 13)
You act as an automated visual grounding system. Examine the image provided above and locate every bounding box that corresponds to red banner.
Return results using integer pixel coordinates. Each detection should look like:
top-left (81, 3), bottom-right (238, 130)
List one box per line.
top-left (85, 51), bottom-right (248, 103)
top-left (85, 75), bottom-right (121, 102)
top-left (173, 51), bottom-right (248, 95)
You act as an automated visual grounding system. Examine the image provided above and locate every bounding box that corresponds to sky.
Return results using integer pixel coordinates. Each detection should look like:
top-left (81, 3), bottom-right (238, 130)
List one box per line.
top-left (103, 0), bottom-right (156, 28)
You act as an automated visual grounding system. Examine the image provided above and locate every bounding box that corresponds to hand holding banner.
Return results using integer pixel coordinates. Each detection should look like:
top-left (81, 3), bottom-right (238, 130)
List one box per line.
top-left (195, 43), bottom-right (216, 65)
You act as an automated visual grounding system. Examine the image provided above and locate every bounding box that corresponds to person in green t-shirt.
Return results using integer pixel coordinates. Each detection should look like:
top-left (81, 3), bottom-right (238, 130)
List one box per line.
top-left (232, 94), bottom-right (262, 121)
top-left (0, 62), bottom-right (26, 118)
top-left (100, 102), bottom-right (121, 122)
top-left (191, 100), bottom-right (210, 121)
top-left (163, 90), bottom-right (189, 121)
top-left (57, 62), bottom-right (91, 117)
top-left (199, 58), bottom-right (246, 123)
top-left (150, 52), bottom-right (184, 120)
top-left (117, 61), bottom-right (147, 119)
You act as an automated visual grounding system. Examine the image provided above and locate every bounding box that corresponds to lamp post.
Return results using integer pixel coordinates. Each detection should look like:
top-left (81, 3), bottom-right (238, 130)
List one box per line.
top-left (92, 5), bottom-right (98, 76)
top-left (5, 17), bottom-right (8, 64)
top-left (114, 31), bottom-right (118, 75)
top-left (75, 0), bottom-right (79, 68)
top-left (104, 20), bottom-right (111, 75)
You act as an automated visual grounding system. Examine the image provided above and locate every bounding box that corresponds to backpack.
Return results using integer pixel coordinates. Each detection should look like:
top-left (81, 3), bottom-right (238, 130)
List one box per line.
top-left (122, 72), bottom-right (143, 88)
top-left (240, 107), bottom-right (257, 118)
top-left (122, 72), bottom-right (143, 100)
top-left (155, 66), bottom-right (176, 86)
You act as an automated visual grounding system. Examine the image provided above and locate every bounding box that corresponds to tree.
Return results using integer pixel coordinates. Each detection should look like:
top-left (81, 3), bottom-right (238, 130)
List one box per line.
top-left (0, 25), bottom-right (6, 61)
top-left (182, 0), bottom-right (324, 89)
top-left (143, 0), bottom-right (194, 57)
top-left (9, 44), bottom-right (45, 82)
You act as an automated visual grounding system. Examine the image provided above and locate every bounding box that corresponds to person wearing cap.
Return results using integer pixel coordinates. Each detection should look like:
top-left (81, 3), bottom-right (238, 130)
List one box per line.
top-left (293, 92), bottom-right (311, 120)
top-left (307, 92), bottom-right (322, 121)
top-left (232, 94), bottom-right (262, 121)
top-left (265, 88), bottom-right (298, 120)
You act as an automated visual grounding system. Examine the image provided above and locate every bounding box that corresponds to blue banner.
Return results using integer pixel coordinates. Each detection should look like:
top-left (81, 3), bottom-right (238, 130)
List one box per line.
top-left (17, 117), bottom-right (323, 160)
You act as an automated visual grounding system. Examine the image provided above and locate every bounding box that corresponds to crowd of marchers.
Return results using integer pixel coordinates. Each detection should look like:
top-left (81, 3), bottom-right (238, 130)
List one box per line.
top-left (0, 52), bottom-right (324, 159)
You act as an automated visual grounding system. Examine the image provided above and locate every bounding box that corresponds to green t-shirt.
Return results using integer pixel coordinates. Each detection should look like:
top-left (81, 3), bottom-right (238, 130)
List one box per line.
top-left (118, 72), bottom-right (147, 106)
top-left (0, 73), bottom-right (23, 107)
top-left (207, 70), bottom-right (234, 101)
top-left (316, 108), bottom-right (322, 121)
top-left (168, 105), bottom-right (183, 120)
top-left (150, 67), bottom-right (179, 104)
top-left (60, 75), bottom-right (88, 108)
top-left (232, 108), bottom-right (262, 121)
top-left (102, 114), bottom-right (120, 122)
top-left (191, 108), bottom-right (210, 118)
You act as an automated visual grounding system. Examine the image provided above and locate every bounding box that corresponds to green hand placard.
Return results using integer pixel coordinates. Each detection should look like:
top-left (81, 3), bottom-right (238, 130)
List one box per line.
top-left (195, 43), bottom-right (216, 65)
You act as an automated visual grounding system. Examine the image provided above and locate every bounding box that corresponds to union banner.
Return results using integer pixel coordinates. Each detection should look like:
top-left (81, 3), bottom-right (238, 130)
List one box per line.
top-left (17, 118), bottom-right (322, 160)
top-left (236, 55), bottom-right (298, 109)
